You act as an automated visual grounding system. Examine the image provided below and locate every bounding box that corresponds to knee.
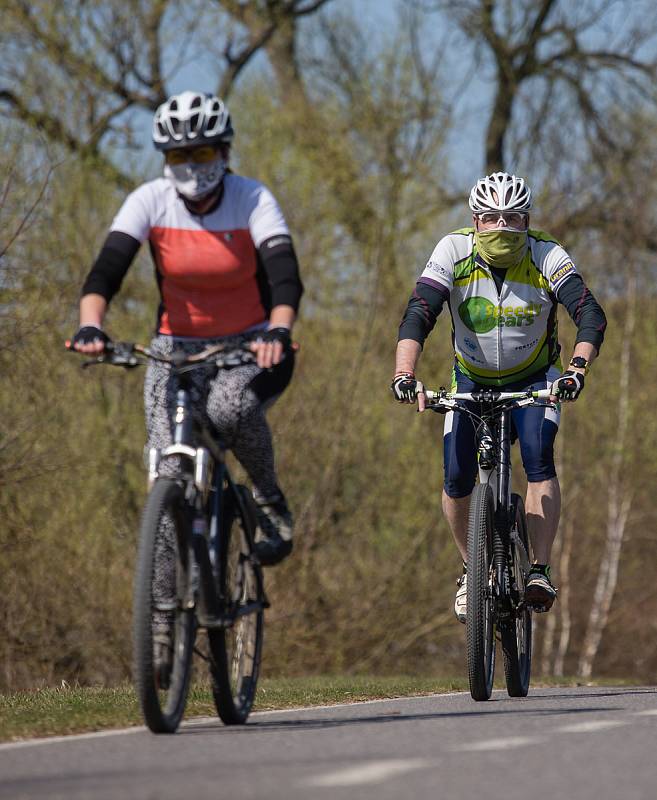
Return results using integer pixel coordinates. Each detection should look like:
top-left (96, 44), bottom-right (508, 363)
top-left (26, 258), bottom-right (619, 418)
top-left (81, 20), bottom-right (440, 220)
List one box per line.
top-left (519, 419), bottom-right (558, 482)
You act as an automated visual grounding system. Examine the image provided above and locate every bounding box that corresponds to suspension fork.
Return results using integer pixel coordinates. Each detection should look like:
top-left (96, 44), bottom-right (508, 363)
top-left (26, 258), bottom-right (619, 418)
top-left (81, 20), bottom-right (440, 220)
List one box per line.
top-left (208, 461), bottom-right (225, 576)
top-left (173, 382), bottom-right (224, 624)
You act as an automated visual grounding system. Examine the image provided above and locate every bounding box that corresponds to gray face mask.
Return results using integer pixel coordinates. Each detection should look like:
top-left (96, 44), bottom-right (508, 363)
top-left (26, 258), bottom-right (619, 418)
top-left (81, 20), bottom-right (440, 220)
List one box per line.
top-left (164, 159), bottom-right (226, 200)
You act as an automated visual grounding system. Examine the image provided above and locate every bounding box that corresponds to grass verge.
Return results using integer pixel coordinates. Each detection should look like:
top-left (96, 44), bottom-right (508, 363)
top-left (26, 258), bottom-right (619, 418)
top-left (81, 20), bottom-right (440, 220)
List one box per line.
top-left (0, 674), bottom-right (627, 743)
top-left (0, 676), bottom-right (465, 742)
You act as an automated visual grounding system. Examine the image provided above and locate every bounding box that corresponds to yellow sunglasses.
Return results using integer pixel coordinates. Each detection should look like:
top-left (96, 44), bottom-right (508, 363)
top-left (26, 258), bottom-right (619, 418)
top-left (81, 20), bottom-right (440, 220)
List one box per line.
top-left (165, 146), bottom-right (219, 165)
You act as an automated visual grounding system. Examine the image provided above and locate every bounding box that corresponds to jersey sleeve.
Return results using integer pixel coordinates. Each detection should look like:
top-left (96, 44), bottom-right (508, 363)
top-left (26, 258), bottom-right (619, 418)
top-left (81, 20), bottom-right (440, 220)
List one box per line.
top-left (397, 236), bottom-right (457, 345)
top-left (109, 183), bottom-right (156, 243)
top-left (247, 184), bottom-right (290, 248)
top-left (533, 236), bottom-right (579, 295)
top-left (418, 236), bottom-right (456, 294)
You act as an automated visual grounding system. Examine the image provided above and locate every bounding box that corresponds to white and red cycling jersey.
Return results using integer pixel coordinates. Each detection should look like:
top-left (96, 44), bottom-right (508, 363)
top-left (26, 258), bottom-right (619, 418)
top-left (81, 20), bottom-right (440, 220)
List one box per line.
top-left (108, 174), bottom-right (292, 337)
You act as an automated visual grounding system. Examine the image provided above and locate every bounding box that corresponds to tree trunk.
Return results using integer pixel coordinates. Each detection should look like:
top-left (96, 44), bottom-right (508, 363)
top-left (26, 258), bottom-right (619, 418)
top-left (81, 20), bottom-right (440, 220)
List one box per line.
top-left (554, 508), bottom-right (574, 676)
top-left (485, 79), bottom-right (515, 172)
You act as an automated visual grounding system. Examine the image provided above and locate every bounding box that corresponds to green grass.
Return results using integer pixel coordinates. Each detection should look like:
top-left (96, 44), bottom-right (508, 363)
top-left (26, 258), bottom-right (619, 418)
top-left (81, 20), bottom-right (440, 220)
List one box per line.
top-left (0, 674), bottom-right (628, 743)
top-left (0, 676), bottom-right (466, 742)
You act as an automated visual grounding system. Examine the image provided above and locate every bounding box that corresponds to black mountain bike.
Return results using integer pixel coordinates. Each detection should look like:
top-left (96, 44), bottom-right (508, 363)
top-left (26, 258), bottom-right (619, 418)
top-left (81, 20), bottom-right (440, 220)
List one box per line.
top-left (425, 386), bottom-right (556, 701)
top-left (76, 341), bottom-right (268, 732)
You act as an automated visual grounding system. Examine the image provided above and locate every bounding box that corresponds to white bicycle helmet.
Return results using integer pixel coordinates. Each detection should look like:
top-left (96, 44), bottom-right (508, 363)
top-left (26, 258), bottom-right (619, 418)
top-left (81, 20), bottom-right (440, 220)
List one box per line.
top-left (152, 91), bottom-right (234, 151)
top-left (468, 172), bottom-right (532, 213)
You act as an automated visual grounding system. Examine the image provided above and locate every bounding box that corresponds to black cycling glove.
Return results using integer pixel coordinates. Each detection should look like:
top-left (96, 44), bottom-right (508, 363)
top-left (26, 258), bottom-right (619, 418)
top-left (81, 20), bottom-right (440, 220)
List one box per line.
top-left (258, 327), bottom-right (292, 351)
top-left (391, 373), bottom-right (424, 404)
top-left (70, 326), bottom-right (111, 349)
top-left (551, 370), bottom-right (585, 401)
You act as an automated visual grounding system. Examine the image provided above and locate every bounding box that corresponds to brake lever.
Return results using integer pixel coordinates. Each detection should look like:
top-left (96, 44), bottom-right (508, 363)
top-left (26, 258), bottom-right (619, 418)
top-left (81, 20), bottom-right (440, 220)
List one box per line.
top-left (427, 404), bottom-right (449, 415)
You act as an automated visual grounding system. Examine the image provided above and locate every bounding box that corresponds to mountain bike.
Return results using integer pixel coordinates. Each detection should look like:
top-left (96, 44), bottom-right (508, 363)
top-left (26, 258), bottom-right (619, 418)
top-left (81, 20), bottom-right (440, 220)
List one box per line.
top-left (425, 386), bottom-right (557, 701)
top-left (73, 341), bottom-right (269, 732)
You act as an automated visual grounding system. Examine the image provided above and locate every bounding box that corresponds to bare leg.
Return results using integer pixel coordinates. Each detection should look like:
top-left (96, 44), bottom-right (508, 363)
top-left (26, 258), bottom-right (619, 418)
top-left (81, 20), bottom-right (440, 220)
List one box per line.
top-left (442, 490), bottom-right (470, 563)
top-left (525, 477), bottom-right (561, 564)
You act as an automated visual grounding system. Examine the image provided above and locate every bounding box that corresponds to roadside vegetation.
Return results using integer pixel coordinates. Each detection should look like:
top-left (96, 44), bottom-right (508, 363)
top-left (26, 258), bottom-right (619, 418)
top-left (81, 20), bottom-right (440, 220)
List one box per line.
top-left (2, 0), bottom-right (657, 697)
top-left (1, 674), bottom-right (636, 743)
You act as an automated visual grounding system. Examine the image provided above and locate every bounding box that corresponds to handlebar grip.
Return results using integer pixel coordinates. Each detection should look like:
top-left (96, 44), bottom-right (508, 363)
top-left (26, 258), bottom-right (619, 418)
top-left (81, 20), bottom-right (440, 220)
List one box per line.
top-left (425, 390), bottom-right (439, 401)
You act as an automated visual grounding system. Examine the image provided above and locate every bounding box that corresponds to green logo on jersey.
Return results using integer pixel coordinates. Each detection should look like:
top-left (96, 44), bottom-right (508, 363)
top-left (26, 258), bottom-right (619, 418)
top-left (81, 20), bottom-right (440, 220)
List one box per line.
top-left (459, 297), bottom-right (542, 332)
top-left (458, 297), bottom-right (497, 333)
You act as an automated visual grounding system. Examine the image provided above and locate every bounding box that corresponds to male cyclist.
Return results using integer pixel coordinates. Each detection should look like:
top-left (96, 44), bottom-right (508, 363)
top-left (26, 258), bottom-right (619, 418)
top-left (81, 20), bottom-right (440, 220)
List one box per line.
top-left (391, 172), bottom-right (606, 621)
top-left (71, 90), bottom-right (303, 567)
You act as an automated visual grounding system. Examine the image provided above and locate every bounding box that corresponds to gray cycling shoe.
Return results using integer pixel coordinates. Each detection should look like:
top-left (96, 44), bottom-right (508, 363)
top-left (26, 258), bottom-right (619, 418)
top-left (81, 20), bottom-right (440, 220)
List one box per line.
top-left (253, 494), bottom-right (294, 566)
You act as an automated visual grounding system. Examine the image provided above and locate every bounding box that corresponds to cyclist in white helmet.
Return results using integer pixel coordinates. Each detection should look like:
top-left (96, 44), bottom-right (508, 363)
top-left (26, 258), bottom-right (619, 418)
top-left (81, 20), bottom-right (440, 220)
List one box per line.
top-left (71, 90), bottom-right (303, 568)
top-left (391, 171), bottom-right (606, 620)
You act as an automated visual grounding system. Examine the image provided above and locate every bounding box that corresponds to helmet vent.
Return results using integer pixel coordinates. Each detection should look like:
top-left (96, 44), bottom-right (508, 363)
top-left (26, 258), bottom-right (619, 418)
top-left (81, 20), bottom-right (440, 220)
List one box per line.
top-left (152, 91), bottom-right (234, 150)
top-left (468, 171), bottom-right (532, 213)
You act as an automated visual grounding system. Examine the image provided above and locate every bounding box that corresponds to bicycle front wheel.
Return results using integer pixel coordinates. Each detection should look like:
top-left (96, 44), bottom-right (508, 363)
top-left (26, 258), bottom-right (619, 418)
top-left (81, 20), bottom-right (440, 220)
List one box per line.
top-left (500, 493), bottom-right (532, 697)
top-left (466, 483), bottom-right (496, 701)
top-left (208, 484), bottom-right (264, 725)
top-left (133, 478), bottom-right (196, 733)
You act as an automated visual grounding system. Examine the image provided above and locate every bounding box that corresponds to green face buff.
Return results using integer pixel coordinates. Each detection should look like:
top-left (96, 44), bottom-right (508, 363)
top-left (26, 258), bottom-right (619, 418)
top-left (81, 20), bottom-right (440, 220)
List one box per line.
top-left (475, 229), bottom-right (528, 268)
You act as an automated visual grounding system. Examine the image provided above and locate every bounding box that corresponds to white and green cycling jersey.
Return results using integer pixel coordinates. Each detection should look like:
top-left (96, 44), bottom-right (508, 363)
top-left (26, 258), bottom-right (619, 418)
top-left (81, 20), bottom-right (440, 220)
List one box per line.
top-left (419, 227), bottom-right (578, 385)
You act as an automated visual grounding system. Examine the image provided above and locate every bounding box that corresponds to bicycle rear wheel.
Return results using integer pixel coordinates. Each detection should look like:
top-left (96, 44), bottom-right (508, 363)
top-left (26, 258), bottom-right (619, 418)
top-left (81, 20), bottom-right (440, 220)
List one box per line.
top-left (467, 483), bottom-right (496, 701)
top-left (501, 493), bottom-right (532, 697)
top-left (133, 478), bottom-right (196, 733)
top-left (208, 484), bottom-right (264, 725)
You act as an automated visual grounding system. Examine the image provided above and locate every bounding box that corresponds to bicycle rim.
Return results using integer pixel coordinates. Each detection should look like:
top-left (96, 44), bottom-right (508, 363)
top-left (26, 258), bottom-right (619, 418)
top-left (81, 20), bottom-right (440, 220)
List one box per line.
top-left (208, 485), bottom-right (263, 725)
top-left (466, 483), bottom-right (496, 701)
top-left (501, 494), bottom-right (532, 697)
top-left (133, 478), bottom-right (196, 733)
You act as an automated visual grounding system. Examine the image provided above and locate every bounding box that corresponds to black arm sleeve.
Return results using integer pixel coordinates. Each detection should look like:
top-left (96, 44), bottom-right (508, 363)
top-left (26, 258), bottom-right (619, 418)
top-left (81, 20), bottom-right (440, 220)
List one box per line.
top-left (398, 279), bottom-right (449, 347)
top-left (81, 231), bottom-right (141, 302)
top-left (257, 234), bottom-right (304, 312)
top-left (556, 273), bottom-right (607, 353)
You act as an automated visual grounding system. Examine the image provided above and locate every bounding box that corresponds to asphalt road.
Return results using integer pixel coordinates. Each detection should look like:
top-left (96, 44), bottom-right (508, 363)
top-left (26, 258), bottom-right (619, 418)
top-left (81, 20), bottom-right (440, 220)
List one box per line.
top-left (2, 686), bottom-right (656, 800)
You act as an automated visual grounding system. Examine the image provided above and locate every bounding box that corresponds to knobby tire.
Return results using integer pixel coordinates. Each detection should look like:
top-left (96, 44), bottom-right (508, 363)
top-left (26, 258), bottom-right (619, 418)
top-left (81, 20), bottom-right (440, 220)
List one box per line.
top-left (208, 484), bottom-right (264, 724)
top-left (133, 478), bottom-right (196, 733)
top-left (467, 483), bottom-right (496, 701)
top-left (500, 493), bottom-right (532, 697)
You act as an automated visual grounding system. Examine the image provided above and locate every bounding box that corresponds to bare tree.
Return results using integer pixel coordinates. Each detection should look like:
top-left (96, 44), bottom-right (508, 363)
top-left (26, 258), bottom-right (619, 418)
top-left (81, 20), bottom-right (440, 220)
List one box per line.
top-left (0, 0), bottom-right (333, 184)
top-left (215, 0), bottom-right (334, 98)
top-left (417, 0), bottom-right (657, 172)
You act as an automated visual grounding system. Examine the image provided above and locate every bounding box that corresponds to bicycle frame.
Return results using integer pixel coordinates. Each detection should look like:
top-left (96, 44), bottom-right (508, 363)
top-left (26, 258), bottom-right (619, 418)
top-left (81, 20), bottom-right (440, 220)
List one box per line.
top-left (147, 370), bottom-right (266, 630)
top-left (72, 339), bottom-right (272, 729)
top-left (426, 387), bottom-right (554, 611)
top-left (80, 340), bottom-right (268, 631)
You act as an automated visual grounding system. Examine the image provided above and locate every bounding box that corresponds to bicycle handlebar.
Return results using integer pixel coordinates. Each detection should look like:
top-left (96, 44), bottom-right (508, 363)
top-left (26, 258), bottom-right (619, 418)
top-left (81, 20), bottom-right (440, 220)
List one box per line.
top-left (424, 386), bottom-right (557, 413)
top-left (66, 340), bottom-right (259, 371)
top-left (425, 388), bottom-right (553, 402)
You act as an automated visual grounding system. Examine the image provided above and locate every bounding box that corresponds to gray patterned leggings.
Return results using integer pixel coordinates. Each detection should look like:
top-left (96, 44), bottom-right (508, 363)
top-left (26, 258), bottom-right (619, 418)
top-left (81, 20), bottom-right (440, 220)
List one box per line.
top-left (143, 334), bottom-right (294, 501)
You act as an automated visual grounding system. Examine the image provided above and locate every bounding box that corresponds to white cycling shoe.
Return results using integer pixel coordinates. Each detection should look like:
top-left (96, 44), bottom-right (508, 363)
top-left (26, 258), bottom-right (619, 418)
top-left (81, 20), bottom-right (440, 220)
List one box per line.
top-left (454, 572), bottom-right (467, 624)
